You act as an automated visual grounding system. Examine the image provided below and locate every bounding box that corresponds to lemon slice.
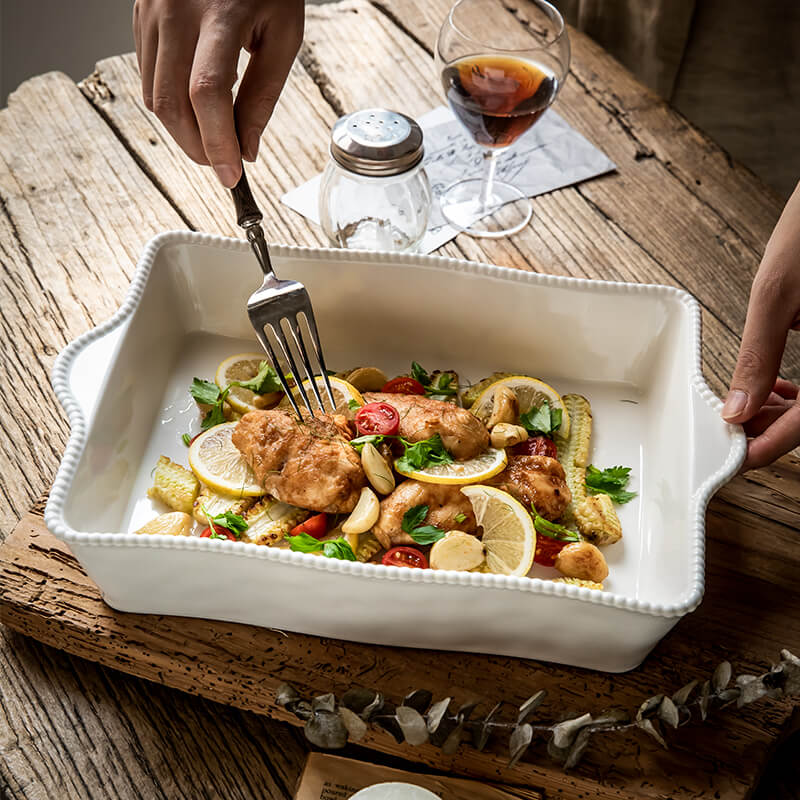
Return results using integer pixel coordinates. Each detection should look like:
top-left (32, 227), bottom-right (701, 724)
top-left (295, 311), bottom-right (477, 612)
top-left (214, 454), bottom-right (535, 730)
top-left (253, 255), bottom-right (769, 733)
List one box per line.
top-left (461, 485), bottom-right (535, 576)
top-left (395, 447), bottom-right (507, 485)
top-left (188, 422), bottom-right (264, 497)
top-left (215, 352), bottom-right (282, 414)
top-left (278, 376), bottom-right (364, 416)
top-left (470, 375), bottom-right (570, 439)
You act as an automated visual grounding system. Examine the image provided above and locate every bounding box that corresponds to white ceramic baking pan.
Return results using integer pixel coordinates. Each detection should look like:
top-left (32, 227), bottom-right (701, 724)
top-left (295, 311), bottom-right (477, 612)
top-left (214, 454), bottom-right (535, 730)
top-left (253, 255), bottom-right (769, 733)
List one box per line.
top-left (45, 231), bottom-right (745, 672)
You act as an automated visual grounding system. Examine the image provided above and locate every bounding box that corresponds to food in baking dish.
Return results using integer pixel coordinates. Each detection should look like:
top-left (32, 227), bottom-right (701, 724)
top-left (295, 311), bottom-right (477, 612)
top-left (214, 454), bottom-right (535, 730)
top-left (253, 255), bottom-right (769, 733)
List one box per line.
top-left (137, 354), bottom-right (636, 589)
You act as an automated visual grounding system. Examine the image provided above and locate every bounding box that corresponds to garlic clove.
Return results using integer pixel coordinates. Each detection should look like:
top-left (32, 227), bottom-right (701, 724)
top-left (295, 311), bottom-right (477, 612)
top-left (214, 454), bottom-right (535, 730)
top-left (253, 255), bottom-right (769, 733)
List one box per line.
top-left (490, 422), bottom-right (528, 448)
top-left (361, 442), bottom-right (395, 495)
top-left (429, 530), bottom-right (485, 571)
top-left (342, 487), bottom-right (381, 534)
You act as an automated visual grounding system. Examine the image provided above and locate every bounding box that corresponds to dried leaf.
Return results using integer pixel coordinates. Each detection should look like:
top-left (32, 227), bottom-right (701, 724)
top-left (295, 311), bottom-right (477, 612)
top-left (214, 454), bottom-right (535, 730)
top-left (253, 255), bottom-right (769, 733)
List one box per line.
top-left (403, 689), bottom-right (433, 714)
top-left (658, 696), bottom-right (680, 729)
top-left (737, 675), bottom-right (769, 706)
top-left (305, 710), bottom-right (348, 749)
top-left (427, 697), bottom-right (452, 734)
top-left (473, 702), bottom-right (503, 751)
top-left (779, 650), bottom-right (800, 695)
top-left (442, 720), bottom-right (465, 755)
top-left (636, 718), bottom-right (667, 748)
top-left (508, 723), bottom-right (533, 767)
top-left (672, 679), bottom-right (699, 707)
top-left (373, 715), bottom-right (404, 744)
top-left (716, 687), bottom-right (741, 705)
top-left (457, 702), bottom-right (479, 722)
top-left (552, 713), bottom-right (592, 749)
top-left (712, 661), bottom-right (732, 692)
top-left (564, 727), bottom-right (592, 770)
top-left (338, 707), bottom-right (368, 742)
top-left (589, 709), bottom-right (629, 729)
top-left (312, 693), bottom-right (336, 713)
top-left (699, 680), bottom-right (711, 720)
top-left (547, 735), bottom-right (570, 764)
top-left (518, 690), bottom-right (547, 725)
top-left (276, 683), bottom-right (300, 707)
top-left (396, 706), bottom-right (429, 746)
top-left (636, 694), bottom-right (663, 722)
top-left (341, 688), bottom-right (382, 717)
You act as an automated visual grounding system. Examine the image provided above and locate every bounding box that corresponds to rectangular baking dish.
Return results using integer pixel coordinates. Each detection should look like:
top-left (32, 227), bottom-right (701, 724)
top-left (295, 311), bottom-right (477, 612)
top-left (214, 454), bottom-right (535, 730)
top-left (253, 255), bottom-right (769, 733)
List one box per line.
top-left (45, 231), bottom-right (745, 672)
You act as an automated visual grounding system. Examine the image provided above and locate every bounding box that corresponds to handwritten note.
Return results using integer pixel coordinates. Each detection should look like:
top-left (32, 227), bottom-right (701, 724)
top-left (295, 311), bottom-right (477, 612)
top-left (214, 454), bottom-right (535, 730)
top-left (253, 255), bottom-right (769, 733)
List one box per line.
top-left (281, 105), bottom-right (616, 253)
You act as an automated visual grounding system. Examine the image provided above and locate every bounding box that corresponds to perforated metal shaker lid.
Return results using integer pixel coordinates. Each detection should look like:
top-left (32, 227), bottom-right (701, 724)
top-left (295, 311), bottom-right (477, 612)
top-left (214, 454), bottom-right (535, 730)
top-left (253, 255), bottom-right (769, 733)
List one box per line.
top-left (330, 108), bottom-right (424, 176)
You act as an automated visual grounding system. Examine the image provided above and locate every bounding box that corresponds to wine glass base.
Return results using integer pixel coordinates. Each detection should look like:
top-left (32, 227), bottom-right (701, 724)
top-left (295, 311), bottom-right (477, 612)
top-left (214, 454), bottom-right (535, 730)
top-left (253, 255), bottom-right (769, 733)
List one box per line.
top-left (439, 179), bottom-right (533, 238)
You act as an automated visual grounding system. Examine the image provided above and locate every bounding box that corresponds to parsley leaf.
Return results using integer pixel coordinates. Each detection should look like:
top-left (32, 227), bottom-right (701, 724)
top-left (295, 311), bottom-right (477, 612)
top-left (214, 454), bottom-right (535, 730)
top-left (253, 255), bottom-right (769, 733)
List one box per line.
top-left (190, 378), bottom-right (222, 406)
top-left (585, 465), bottom-right (637, 504)
top-left (190, 377), bottom-right (230, 430)
top-left (411, 361), bottom-right (430, 386)
top-left (454, 512), bottom-right (466, 524)
top-left (209, 532), bottom-right (228, 540)
top-left (348, 399), bottom-right (361, 411)
top-left (401, 504), bottom-right (446, 545)
top-left (230, 360), bottom-right (282, 394)
top-left (287, 533), bottom-right (356, 560)
top-left (519, 401), bottom-right (562, 438)
top-left (209, 510), bottom-right (248, 536)
top-left (395, 434), bottom-right (453, 473)
top-left (181, 433), bottom-right (192, 447)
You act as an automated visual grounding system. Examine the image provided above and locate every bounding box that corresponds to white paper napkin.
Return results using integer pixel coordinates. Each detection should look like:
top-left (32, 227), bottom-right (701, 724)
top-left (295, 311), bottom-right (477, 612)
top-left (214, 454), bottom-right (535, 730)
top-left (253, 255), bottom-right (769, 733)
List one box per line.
top-left (281, 105), bottom-right (616, 253)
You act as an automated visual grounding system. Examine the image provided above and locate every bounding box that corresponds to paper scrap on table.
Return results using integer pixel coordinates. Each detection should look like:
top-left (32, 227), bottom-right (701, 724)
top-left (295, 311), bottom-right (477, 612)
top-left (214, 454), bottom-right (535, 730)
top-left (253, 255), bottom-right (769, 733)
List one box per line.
top-left (281, 105), bottom-right (616, 254)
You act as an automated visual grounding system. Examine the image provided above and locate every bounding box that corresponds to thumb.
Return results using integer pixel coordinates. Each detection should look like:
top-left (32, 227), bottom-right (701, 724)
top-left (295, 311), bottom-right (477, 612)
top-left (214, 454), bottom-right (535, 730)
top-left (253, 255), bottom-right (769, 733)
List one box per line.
top-left (723, 281), bottom-right (789, 423)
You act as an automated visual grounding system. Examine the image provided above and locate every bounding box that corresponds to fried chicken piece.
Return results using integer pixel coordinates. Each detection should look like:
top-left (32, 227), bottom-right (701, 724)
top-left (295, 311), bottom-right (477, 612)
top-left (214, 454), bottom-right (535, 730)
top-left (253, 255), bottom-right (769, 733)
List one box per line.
top-left (372, 479), bottom-right (477, 549)
top-left (232, 409), bottom-right (365, 513)
top-left (364, 392), bottom-right (489, 460)
top-left (487, 455), bottom-right (571, 521)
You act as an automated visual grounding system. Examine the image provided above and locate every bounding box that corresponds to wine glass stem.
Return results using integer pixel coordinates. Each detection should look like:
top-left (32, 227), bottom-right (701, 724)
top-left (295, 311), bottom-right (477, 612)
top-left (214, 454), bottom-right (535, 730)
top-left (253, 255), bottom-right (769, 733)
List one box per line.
top-left (480, 149), bottom-right (499, 213)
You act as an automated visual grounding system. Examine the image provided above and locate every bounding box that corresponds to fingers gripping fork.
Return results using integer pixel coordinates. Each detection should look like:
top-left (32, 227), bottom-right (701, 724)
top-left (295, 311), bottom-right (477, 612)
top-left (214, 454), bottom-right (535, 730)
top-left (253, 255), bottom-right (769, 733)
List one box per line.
top-left (230, 167), bottom-right (336, 418)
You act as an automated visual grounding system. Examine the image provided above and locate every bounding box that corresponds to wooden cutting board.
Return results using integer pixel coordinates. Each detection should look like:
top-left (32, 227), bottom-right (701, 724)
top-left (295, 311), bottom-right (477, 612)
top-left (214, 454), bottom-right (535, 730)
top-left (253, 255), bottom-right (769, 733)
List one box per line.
top-left (2, 462), bottom-right (800, 800)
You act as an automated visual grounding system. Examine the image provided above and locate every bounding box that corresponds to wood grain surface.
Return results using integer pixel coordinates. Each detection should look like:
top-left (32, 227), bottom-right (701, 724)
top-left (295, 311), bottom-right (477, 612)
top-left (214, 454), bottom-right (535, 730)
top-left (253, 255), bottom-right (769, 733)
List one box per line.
top-left (0, 1), bottom-right (798, 798)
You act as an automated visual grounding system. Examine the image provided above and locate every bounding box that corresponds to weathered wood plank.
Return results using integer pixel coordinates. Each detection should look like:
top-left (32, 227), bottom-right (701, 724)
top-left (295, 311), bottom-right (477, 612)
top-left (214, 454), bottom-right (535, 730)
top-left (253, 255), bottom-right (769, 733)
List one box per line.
top-left (2, 472), bottom-right (798, 800)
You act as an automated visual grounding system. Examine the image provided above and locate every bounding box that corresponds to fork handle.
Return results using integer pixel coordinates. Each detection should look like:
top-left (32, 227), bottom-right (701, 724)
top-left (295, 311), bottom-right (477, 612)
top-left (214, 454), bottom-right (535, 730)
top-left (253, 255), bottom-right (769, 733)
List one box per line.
top-left (230, 167), bottom-right (262, 228)
top-left (230, 166), bottom-right (275, 277)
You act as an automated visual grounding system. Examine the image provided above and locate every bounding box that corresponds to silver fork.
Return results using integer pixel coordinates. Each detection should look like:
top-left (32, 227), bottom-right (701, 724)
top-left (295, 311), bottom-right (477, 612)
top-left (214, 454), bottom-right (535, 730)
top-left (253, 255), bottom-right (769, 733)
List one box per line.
top-left (230, 167), bottom-right (336, 418)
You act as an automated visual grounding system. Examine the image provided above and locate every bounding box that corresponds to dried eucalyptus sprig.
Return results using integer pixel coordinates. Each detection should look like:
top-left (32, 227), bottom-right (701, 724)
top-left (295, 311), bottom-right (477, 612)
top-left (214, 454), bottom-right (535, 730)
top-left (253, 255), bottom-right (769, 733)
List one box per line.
top-left (276, 649), bottom-right (799, 770)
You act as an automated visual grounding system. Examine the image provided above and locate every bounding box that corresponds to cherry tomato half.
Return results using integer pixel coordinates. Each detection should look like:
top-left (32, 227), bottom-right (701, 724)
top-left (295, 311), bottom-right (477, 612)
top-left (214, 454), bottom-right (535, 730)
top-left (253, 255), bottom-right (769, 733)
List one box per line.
top-left (199, 525), bottom-right (238, 541)
top-left (381, 376), bottom-right (425, 395)
top-left (533, 535), bottom-right (567, 567)
top-left (382, 546), bottom-right (428, 569)
top-left (290, 513), bottom-right (328, 540)
top-left (514, 435), bottom-right (558, 459)
top-left (355, 402), bottom-right (400, 436)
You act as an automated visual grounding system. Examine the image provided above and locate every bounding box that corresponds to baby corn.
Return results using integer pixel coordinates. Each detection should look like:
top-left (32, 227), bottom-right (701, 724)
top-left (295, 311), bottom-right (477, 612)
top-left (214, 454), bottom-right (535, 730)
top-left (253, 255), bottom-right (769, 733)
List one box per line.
top-left (574, 494), bottom-right (623, 545)
top-left (552, 577), bottom-right (604, 591)
top-left (556, 394), bottom-right (593, 526)
top-left (147, 455), bottom-right (199, 514)
top-left (242, 498), bottom-right (309, 546)
top-left (193, 485), bottom-right (256, 525)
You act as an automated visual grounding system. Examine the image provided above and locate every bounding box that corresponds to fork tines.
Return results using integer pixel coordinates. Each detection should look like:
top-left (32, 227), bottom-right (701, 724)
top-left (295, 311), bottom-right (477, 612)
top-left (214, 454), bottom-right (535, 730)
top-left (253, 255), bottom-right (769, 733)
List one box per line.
top-left (248, 294), bottom-right (336, 420)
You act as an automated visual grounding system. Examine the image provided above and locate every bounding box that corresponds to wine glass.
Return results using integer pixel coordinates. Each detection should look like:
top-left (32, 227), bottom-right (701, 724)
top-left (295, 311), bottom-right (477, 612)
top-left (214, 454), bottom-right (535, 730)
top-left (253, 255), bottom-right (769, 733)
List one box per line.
top-left (435, 0), bottom-right (570, 237)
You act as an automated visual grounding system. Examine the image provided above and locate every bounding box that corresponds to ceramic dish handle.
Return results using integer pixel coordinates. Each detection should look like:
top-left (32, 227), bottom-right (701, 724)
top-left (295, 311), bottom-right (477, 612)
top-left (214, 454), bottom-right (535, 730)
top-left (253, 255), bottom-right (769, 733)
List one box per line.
top-left (52, 322), bottom-right (126, 428)
top-left (690, 382), bottom-right (747, 499)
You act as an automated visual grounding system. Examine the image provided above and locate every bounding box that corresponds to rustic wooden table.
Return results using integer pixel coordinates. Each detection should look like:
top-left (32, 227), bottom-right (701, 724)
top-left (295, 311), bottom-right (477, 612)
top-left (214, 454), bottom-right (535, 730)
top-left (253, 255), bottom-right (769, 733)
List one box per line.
top-left (1, 2), bottom-right (799, 799)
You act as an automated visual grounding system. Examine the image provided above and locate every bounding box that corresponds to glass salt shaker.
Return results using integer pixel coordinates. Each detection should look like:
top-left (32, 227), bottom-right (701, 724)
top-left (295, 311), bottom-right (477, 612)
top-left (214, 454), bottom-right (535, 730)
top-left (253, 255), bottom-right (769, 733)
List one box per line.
top-left (319, 108), bottom-right (431, 252)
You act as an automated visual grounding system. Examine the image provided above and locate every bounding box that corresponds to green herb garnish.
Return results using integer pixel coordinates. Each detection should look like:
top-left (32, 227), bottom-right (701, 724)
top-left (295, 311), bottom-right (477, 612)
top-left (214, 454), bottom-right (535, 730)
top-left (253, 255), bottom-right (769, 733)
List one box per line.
top-left (519, 401), bottom-right (562, 438)
top-left (229, 360), bottom-right (282, 394)
top-left (181, 433), bottom-right (192, 446)
top-left (209, 510), bottom-right (248, 536)
top-left (411, 361), bottom-right (458, 398)
top-left (348, 399), bottom-right (361, 411)
top-left (349, 434), bottom-right (390, 453)
top-left (189, 378), bottom-right (230, 430)
top-left (585, 465), bottom-right (637, 504)
top-left (287, 533), bottom-right (357, 560)
top-left (530, 504), bottom-right (581, 541)
top-left (401, 505), bottom-right (446, 545)
top-left (395, 434), bottom-right (453, 473)
top-left (454, 512), bottom-right (467, 524)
